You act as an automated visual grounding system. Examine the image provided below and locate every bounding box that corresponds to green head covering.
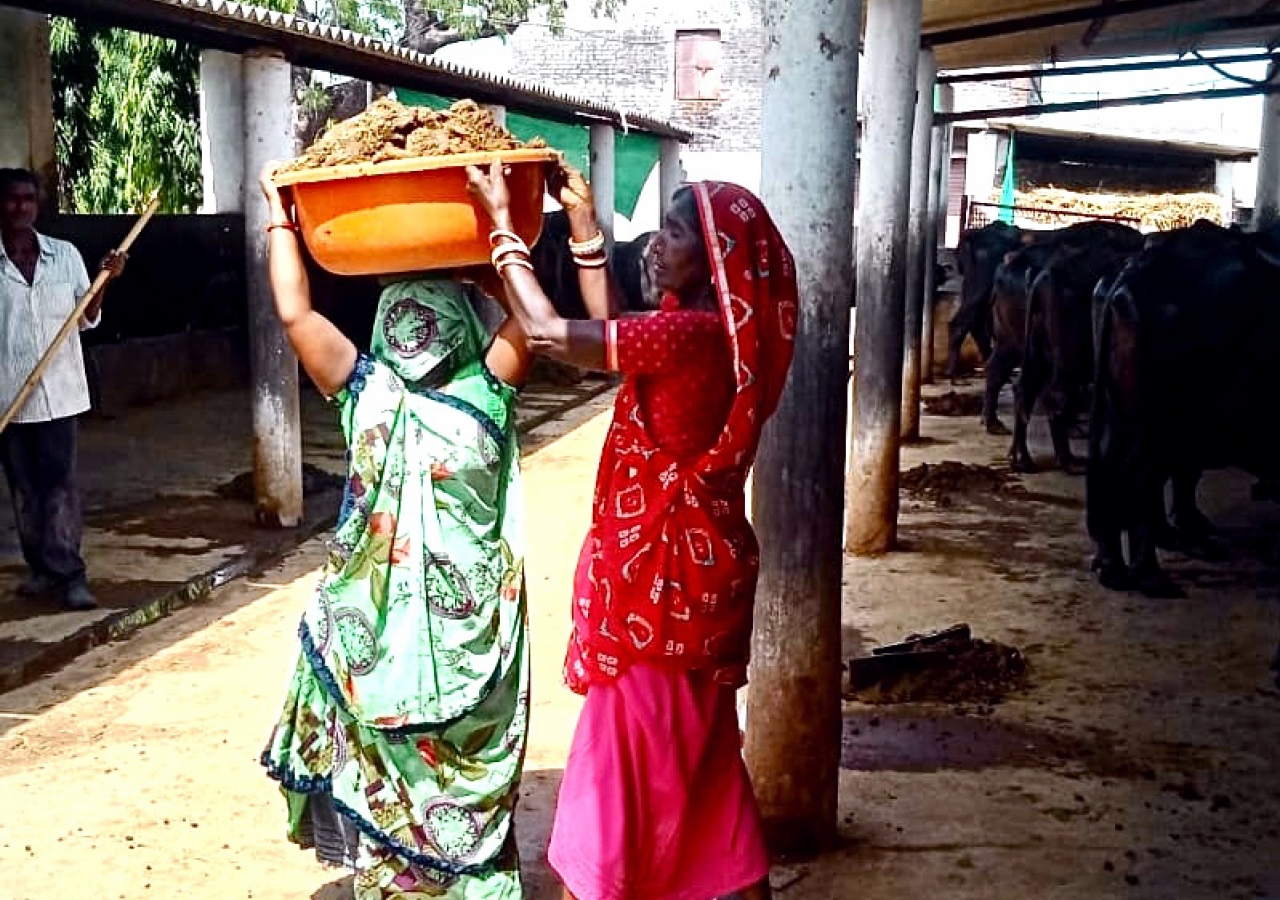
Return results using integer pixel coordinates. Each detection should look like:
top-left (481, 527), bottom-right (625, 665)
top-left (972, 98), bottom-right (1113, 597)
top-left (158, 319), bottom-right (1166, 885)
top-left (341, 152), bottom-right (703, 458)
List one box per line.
top-left (370, 277), bottom-right (487, 387)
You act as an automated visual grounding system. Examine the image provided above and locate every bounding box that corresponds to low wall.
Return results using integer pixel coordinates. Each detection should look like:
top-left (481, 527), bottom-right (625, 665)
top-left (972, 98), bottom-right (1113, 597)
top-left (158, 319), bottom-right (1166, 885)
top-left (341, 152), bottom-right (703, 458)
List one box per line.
top-left (84, 328), bottom-right (249, 418)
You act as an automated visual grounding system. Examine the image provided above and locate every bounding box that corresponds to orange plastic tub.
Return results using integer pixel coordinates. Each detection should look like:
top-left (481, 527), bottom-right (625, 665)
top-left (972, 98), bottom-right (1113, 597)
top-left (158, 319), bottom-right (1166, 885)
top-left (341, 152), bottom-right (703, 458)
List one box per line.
top-left (272, 148), bottom-right (560, 276)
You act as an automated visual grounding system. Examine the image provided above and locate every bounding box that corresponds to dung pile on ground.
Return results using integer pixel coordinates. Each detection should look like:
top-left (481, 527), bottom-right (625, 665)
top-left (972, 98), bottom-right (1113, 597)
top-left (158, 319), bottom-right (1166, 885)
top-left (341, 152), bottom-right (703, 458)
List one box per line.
top-left (216, 463), bottom-right (344, 501)
top-left (847, 625), bottom-right (1028, 705)
top-left (923, 391), bottom-right (984, 417)
top-left (900, 461), bottom-right (1019, 507)
top-left (280, 98), bottom-right (546, 172)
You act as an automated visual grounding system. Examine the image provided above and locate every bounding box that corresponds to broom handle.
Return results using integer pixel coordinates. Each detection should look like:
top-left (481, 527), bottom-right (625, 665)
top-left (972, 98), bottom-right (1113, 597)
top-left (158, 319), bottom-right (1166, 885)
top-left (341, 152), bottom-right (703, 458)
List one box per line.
top-left (0, 193), bottom-right (162, 434)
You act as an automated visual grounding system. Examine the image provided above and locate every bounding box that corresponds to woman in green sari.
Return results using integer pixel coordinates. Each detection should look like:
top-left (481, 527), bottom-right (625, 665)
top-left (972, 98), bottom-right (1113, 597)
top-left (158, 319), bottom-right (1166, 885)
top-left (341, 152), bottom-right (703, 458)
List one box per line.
top-left (255, 163), bottom-right (537, 898)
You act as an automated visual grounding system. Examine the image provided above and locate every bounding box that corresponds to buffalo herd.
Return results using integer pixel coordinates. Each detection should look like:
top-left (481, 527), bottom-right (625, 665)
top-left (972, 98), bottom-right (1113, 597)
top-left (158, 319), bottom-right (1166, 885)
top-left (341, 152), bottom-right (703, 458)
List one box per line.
top-left (948, 217), bottom-right (1280, 617)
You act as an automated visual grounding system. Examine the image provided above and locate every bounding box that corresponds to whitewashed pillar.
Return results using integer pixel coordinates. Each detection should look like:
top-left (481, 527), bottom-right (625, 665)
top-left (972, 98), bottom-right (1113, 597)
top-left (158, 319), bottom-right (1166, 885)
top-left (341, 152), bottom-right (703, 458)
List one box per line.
top-left (589, 123), bottom-right (616, 242)
top-left (243, 48), bottom-right (303, 528)
top-left (200, 50), bottom-right (246, 213)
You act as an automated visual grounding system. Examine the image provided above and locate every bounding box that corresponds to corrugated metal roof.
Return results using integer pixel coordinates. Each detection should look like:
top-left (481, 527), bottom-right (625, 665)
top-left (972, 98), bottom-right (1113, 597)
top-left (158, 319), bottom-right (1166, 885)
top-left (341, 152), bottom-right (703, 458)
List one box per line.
top-left (960, 118), bottom-right (1258, 160)
top-left (0, 0), bottom-right (693, 140)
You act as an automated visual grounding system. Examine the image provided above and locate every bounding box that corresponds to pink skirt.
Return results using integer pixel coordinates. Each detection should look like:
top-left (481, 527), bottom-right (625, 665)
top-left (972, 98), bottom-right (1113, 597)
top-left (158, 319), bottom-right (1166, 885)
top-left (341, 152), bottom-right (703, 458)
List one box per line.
top-left (546, 664), bottom-right (769, 900)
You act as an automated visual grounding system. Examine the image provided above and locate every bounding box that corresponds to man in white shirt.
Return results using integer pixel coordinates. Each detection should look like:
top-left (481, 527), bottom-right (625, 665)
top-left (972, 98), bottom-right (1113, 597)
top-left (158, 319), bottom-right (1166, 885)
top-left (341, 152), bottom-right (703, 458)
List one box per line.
top-left (0, 168), bottom-right (125, 610)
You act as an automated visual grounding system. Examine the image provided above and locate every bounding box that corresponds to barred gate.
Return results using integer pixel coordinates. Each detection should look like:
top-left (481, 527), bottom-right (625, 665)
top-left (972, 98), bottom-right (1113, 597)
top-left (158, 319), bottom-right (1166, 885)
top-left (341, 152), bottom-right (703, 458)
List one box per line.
top-left (960, 197), bottom-right (1141, 231)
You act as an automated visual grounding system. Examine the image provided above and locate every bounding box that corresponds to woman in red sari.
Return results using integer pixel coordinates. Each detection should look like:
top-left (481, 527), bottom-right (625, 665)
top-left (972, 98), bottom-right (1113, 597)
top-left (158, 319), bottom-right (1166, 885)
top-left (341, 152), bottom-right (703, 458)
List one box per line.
top-left (467, 161), bottom-right (797, 900)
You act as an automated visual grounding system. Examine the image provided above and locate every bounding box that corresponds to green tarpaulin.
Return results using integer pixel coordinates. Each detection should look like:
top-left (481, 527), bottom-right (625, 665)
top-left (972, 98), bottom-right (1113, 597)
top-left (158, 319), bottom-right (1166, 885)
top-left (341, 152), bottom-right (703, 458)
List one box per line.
top-left (998, 133), bottom-right (1016, 224)
top-left (396, 88), bottom-right (659, 219)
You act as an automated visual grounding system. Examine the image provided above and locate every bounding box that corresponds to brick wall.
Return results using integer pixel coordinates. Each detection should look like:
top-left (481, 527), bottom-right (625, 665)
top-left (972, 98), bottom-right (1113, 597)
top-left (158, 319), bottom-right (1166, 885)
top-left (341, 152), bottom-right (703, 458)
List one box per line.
top-left (505, 0), bottom-right (763, 151)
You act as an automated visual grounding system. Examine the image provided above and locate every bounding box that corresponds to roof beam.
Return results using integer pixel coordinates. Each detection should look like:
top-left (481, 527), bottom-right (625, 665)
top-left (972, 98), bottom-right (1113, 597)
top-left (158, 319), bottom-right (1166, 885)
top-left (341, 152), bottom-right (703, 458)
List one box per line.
top-left (924, 0), bottom-right (1212, 46)
top-left (939, 50), bottom-right (1279, 83)
top-left (1081, 0), bottom-right (1118, 45)
top-left (936, 81), bottom-right (1280, 122)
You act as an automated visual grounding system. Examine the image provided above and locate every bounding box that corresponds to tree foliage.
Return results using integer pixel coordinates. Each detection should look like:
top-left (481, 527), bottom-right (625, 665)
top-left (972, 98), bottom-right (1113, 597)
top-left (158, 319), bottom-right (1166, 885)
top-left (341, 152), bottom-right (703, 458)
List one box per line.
top-left (50, 1), bottom-right (620, 213)
top-left (51, 20), bottom-right (203, 214)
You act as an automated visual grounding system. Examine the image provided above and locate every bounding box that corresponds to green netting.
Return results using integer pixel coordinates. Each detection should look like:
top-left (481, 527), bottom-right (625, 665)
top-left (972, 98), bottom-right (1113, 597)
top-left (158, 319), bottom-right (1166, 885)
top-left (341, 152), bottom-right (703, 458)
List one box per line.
top-left (395, 88), bottom-right (659, 220)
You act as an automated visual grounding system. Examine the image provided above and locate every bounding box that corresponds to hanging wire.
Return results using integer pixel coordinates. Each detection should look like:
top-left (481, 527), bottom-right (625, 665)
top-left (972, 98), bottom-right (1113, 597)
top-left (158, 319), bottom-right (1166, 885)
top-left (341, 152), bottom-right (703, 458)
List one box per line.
top-left (1191, 50), bottom-right (1279, 87)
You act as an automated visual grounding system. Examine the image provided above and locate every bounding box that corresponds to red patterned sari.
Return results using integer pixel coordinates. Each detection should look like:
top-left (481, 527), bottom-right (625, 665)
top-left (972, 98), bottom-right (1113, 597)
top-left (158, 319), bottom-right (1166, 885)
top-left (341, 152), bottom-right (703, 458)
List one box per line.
top-left (564, 181), bottom-right (798, 694)
top-left (549, 182), bottom-right (797, 900)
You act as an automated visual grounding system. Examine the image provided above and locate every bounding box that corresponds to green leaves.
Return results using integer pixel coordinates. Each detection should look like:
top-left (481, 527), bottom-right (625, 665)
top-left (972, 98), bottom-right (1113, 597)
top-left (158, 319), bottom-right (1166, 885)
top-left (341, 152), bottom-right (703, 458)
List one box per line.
top-left (51, 19), bottom-right (202, 213)
top-left (49, 1), bottom-right (626, 212)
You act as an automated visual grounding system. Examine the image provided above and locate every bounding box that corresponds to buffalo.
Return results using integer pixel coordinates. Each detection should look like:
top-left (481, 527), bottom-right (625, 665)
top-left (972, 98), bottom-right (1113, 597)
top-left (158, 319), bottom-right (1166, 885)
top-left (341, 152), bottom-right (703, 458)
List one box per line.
top-left (1086, 220), bottom-right (1280, 597)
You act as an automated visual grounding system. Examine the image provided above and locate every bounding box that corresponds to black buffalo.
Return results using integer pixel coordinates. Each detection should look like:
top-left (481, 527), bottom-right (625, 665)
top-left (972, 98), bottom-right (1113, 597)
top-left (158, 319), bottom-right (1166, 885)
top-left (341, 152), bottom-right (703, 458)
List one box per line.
top-left (529, 210), bottom-right (658, 318)
top-left (1009, 221), bottom-right (1144, 472)
top-left (1087, 219), bottom-right (1280, 597)
top-left (982, 240), bottom-right (1058, 434)
top-left (948, 221), bottom-right (1023, 378)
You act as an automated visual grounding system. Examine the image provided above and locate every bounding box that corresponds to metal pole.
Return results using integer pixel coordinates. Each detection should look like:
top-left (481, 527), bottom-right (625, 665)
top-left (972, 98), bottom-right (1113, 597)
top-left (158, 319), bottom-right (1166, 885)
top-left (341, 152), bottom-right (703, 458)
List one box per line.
top-left (901, 50), bottom-right (936, 440)
top-left (1255, 61), bottom-right (1280, 230)
top-left (659, 137), bottom-right (683, 222)
top-left (939, 50), bottom-right (1278, 85)
top-left (589, 123), bottom-right (616, 242)
top-left (243, 48), bottom-right (303, 528)
top-left (748, 0), bottom-right (860, 856)
top-left (938, 83), bottom-right (1280, 124)
top-left (921, 84), bottom-right (953, 385)
top-left (846, 0), bottom-right (923, 555)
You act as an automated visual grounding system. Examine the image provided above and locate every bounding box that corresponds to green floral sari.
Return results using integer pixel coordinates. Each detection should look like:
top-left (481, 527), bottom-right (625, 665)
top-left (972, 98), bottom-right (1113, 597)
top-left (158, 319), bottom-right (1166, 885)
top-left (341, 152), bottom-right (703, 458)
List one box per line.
top-left (263, 279), bottom-right (528, 899)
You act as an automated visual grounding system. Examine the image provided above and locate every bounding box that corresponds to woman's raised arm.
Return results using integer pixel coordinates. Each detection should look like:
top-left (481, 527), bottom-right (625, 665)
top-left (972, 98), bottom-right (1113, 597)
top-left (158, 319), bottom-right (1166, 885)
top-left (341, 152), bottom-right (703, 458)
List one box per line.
top-left (260, 163), bottom-right (357, 397)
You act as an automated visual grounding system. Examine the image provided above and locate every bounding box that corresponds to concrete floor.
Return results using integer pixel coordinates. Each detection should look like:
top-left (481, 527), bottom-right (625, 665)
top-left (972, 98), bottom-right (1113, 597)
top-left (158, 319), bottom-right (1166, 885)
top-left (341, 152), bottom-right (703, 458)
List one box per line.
top-left (0, 376), bottom-right (1277, 899)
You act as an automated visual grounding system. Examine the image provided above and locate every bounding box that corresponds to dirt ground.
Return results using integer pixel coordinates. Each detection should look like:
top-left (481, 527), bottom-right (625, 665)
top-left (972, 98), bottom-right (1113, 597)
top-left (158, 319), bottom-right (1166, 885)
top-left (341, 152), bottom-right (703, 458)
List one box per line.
top-left (2, 378), bottom-right (1279, 900)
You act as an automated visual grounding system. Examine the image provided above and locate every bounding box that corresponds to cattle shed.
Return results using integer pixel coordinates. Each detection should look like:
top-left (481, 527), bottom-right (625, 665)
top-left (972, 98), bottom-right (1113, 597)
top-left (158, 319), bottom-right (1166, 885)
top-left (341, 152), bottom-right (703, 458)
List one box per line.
top-left (949, 120), bottom-right (1259, 231)
top-left (750, 0), bottom-right (1280, 853)
top-left (3, 0), bottom-right (1280, 859)
top-left (988, 121), bottom-right (1256, 192)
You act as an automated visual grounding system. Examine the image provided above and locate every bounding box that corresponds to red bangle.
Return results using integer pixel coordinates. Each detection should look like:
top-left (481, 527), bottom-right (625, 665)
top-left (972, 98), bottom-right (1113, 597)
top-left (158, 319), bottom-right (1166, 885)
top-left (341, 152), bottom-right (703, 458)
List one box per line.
top-left (266, 222), bottom-right (298, 234)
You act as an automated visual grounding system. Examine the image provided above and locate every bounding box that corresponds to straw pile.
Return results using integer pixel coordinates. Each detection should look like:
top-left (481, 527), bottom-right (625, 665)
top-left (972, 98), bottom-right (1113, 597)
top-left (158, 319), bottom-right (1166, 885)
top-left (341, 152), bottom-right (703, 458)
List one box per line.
top-left (994, 188), bottom-right (1226, 231)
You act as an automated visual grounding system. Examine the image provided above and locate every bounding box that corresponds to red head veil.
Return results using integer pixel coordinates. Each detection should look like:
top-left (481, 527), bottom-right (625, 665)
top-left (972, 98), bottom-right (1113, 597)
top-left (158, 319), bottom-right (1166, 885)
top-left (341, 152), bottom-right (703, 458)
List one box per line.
top-left (565, 181), bottom-right (798, 693)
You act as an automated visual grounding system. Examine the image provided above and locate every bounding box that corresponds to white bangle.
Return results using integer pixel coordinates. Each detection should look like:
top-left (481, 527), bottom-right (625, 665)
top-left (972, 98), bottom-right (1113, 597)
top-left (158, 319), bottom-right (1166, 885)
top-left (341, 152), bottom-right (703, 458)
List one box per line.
top-left (489, 228), bottom-right (524, 247)
top-left (573, 254), bottom-right (609, 269)
top-left (491, 242), bottom-right (530, 269)
top-left (568, 231), bottom-right (605, 256)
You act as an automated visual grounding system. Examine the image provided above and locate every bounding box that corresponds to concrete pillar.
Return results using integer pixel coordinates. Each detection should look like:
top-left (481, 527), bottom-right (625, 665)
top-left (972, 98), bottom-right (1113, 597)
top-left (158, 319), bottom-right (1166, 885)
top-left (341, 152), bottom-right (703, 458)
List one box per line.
top-left (1214, 161), bottom-right (1235, 224)
top-left (921, 84), bottom-right (953, 384)
top-left (483, 103), bottom-right (507, 128)
top-left (901, 50), bottom-right (936, 440)
top-left (0, 9), bottom-right (56, 198)
top-left (199, 50), bottom-right (245, 214)
top-left (1254, 62), bottom-right (1280, 230)
top-left (659, 137), bottom-right (683, 221)
top-left (747, 0), bottom-right (860, 856)
top-left (243, 49), bottom-right (303, 528)
top-left (845, 0), bottom-right (923, 555)
top-left (589, 123), bottom-right (616, 242)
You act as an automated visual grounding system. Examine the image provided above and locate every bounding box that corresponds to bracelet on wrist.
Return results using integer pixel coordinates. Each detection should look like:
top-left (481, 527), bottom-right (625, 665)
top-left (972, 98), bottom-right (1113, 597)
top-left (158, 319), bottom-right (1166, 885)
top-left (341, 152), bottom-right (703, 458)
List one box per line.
top-left (568, 231), bottom-right (605, 256)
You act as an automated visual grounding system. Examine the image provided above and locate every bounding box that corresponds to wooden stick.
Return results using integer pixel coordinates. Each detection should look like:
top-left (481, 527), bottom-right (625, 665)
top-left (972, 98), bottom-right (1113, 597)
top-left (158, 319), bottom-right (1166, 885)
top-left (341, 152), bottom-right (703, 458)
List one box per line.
top-left (0, 192), bottom-right (162, 434)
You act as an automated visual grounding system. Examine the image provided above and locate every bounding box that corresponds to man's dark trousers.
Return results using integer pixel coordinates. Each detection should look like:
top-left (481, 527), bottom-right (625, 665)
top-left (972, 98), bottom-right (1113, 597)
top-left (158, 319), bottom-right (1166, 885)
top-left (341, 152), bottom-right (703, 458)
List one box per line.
top-left (0, 417), bottom-right (86, 589)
